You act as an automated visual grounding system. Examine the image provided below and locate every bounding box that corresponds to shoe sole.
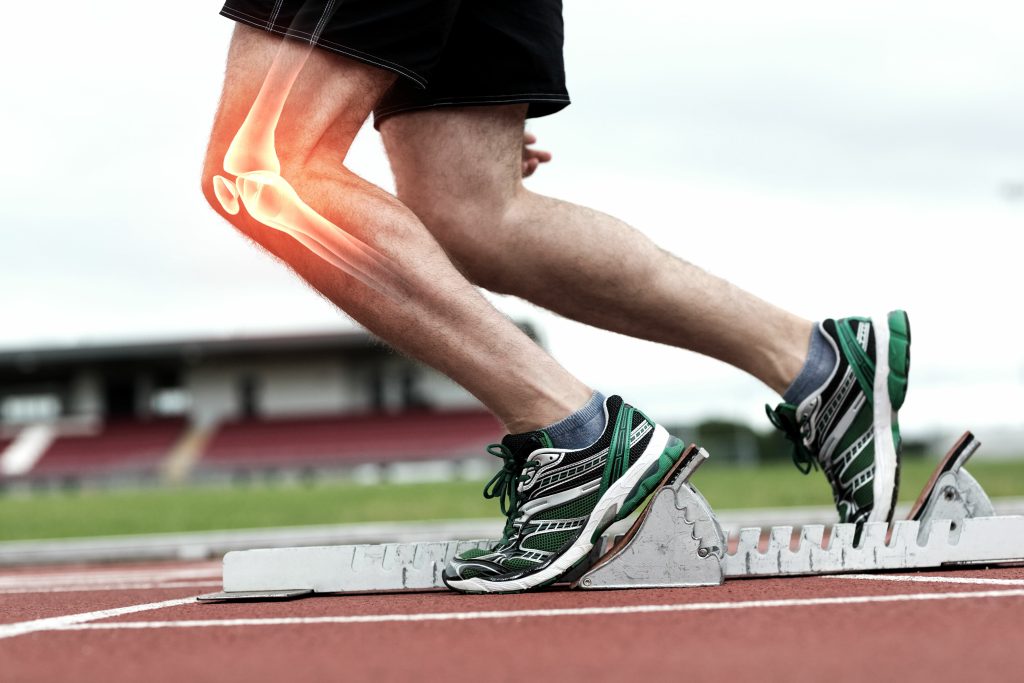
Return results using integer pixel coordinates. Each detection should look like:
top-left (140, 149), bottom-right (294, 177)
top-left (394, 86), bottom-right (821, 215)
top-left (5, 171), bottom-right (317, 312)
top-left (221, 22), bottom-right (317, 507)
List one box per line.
top-left (444, 424), bottom-right (676, 594)
top-left (867, 309), bottom-right (911, 524)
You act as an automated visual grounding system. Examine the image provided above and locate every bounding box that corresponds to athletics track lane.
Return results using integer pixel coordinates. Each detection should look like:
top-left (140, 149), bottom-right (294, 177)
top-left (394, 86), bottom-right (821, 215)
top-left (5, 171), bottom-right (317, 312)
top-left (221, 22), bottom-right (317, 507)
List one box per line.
top-left (1, 562), bottom-right (1021, 682)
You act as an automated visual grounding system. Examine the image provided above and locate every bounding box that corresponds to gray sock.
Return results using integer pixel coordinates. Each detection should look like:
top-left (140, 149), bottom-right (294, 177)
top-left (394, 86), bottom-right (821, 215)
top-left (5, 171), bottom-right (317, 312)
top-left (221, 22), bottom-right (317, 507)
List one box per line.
top-left (542, 391), bottom-right (607, 449)
top-left (783, 325), bottom-right (838, 405)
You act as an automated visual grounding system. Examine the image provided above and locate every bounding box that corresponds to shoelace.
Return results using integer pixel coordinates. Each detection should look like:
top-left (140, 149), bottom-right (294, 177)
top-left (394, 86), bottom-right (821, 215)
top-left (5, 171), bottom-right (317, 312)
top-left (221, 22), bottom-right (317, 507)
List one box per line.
top-left (764, 404), bottom-right (818, 475)
top-left (482, 443), bottom-right (540, 542)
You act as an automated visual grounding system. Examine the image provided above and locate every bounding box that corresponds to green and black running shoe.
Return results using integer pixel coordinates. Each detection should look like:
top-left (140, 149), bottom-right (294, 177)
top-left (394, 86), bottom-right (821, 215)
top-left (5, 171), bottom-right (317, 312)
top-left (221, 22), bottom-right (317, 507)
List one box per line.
top-left (444, 395), bottom-right (686, 593)
top-left (767, 310), bottom-right (912, 524)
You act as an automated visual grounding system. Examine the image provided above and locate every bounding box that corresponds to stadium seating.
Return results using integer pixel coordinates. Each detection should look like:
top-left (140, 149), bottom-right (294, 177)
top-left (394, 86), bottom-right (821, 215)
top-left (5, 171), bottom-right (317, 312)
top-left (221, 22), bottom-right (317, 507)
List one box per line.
top-left (199, 410), bottom-right (504, 471)
top-left (27, 419), bottom-right (186, 479)
top-left (0, 411), bottom-right (505, 483)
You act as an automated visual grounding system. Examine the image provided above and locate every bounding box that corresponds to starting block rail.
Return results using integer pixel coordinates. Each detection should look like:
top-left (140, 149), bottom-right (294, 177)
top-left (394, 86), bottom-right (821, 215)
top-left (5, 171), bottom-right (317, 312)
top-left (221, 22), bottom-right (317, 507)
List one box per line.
top-left (198, 431), bottom-right (1024, 602)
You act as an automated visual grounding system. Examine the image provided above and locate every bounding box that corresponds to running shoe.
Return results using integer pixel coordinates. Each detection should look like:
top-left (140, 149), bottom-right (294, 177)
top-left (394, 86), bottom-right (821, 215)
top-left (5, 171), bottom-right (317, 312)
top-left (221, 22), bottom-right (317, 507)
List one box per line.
top-left (444, 395), bottom-right (685, 593)
top-left (767, 310), bottom-right (911, 524)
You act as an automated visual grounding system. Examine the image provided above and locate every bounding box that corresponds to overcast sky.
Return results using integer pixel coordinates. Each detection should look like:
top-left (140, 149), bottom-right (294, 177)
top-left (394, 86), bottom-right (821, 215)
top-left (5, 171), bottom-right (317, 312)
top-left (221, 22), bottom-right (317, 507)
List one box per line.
top-left (1, 1), bottom-right (1021, 434)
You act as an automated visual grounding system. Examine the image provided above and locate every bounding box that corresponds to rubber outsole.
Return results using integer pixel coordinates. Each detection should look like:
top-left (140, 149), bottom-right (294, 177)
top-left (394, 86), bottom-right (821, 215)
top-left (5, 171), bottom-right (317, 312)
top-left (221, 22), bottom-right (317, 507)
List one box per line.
top-left (887, 310), bottom-right (912, 410)
top-left (883, 309), bottom-right (912, 522)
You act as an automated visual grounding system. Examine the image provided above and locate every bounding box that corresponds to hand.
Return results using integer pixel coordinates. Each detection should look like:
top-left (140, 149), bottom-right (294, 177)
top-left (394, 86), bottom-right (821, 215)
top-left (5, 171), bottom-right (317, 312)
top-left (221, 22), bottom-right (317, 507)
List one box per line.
top-left (522, 131), bottom-right (552, 178)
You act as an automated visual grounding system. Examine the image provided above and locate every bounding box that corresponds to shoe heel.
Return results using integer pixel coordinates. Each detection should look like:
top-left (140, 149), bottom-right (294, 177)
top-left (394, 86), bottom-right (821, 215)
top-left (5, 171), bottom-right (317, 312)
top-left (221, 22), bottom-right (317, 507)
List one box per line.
top-left (885, 310), bottom-right (909, 518)
top-left (887, 309), bottom-right (911, 410)
top-left (616, 435), bottom-right (687, 523)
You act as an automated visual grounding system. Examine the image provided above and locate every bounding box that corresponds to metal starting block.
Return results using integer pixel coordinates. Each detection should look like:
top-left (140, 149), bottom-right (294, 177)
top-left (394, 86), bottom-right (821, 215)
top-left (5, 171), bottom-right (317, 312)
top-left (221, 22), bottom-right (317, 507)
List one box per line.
top-left (197, 431), bottom-right (1024, 602)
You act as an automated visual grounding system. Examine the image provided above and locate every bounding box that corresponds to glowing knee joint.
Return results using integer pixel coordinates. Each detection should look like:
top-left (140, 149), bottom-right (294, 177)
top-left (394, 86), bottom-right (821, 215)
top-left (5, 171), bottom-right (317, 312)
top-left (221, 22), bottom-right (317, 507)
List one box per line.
top-left (210, 38), bottom-right (403, 298)
top-left (212, 175), bottom-right (240, 215)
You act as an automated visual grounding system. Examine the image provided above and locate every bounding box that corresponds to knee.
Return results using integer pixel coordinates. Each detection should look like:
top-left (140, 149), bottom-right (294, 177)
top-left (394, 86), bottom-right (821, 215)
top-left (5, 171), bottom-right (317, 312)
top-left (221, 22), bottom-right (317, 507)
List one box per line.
top-left (201, 156), bottom-right (226, 216)
top-left (201, 128), bottom-right (238, 218)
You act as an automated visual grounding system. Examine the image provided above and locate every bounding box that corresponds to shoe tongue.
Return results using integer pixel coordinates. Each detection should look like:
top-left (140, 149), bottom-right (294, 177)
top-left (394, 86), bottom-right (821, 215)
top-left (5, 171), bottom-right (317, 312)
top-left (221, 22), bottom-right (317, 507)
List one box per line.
top-left (501, 430), bottom-right (552, 459)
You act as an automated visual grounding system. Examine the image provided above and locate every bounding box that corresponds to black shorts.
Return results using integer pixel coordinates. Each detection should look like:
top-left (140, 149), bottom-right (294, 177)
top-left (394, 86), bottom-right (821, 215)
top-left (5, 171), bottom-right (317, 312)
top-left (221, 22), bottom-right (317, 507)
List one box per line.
top-left (219, 0), bottom-right (570, 127)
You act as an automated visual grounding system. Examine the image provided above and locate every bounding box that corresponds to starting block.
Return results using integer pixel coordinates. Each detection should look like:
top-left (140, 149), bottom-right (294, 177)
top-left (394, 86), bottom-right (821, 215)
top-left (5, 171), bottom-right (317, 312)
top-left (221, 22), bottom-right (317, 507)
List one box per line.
top-left (197, 432), bottom-right (1024, 602)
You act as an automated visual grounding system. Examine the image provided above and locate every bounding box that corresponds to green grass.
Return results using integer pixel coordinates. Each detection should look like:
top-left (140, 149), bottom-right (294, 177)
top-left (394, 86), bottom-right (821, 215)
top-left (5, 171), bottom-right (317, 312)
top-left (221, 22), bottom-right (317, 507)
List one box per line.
top-left (0, 480), bottom-right (497, 542)
top-left (693, 457), bottom-right (1024, 510)
top-left (2, 457), bottom-right (1023, 542)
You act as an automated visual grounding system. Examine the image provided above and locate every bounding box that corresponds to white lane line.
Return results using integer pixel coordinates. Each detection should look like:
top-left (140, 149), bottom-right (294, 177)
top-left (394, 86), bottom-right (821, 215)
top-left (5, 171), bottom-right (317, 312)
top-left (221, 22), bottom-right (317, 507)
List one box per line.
top-left (0, 581), bottom-right (221, 595)
top-left (828, 574), bottom-right (1024, 586)
top-left (0, 597), bottom-right (195, 640)
top-left (51, 589), bottom-right (1024, 631)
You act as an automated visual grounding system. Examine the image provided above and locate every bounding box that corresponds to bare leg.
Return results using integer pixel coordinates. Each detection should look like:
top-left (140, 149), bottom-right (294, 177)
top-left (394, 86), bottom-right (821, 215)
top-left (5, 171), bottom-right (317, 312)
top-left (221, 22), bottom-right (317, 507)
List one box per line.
top-left (202, 26), bottom-right (591, 431)
top-left (380, 106), bottom-right (814, 395)
top-left (215, 36), bottom-right (405, 298)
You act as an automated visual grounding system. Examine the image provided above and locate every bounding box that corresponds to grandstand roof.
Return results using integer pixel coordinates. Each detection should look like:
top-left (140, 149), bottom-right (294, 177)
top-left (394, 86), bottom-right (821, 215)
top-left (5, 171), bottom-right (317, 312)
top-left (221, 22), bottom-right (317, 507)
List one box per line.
top-left (0, 330), bottom-right (383, 373)
top-left (0, 323), bottom-right (539, 377)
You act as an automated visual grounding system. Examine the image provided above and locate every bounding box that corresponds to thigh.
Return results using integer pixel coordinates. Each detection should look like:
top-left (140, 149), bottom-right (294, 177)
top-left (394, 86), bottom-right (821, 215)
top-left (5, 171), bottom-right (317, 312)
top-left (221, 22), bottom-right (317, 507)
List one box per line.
top-left (206, 24), bottom-right (396, 178)
top-left (379, 104), bottom-right (528, 213)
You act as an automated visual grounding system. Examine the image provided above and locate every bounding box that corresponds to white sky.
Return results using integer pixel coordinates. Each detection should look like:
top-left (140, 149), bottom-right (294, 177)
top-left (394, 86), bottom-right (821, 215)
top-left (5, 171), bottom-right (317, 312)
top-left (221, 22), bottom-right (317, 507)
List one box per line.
top-left (0, 1), bottom-right (1022, 435)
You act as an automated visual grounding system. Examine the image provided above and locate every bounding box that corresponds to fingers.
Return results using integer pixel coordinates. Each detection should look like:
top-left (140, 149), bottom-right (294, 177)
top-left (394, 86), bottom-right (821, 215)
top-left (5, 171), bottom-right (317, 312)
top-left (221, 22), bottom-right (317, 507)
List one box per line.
top-left (527, 148), bottom-right (553, 163)
top-left (522, 130), bottom-right (552, 178)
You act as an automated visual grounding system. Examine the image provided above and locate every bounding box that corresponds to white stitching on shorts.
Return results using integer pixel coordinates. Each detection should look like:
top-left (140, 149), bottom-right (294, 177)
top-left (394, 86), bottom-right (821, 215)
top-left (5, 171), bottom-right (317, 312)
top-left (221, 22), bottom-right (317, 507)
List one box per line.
top-left (311, 0), bottom-right (335, 45)
top-left (266, 0), bottom-right (284, 30)
top-left (220, 6), bottom-right (428, 86)
top-left (221, 6), bottom-right (423, 80)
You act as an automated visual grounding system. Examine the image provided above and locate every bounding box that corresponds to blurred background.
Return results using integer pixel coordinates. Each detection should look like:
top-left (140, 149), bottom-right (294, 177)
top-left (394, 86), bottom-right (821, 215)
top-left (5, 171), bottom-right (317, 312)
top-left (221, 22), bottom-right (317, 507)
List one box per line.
top-left (0, 1), bottom-right (1021, 560)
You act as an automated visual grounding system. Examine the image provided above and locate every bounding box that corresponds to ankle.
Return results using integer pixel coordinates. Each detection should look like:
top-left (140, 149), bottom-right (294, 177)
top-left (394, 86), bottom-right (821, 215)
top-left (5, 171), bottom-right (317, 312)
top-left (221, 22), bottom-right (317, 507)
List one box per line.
top-left (781, 322), bottom-right (838, 404)
top-left (538, 390), bottom-right (607, 449)
top-left (764, 318), bottom-right (815, 396)
top-left (501, 382), bottom-right (593, 434)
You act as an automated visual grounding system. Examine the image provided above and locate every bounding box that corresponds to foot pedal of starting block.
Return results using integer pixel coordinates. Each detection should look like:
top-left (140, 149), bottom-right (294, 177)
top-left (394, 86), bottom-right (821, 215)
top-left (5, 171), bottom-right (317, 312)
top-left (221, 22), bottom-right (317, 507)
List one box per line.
top-left (909, 431), bottom-right (995, 538)
top-left (576, 445), bottom-right (726, 590)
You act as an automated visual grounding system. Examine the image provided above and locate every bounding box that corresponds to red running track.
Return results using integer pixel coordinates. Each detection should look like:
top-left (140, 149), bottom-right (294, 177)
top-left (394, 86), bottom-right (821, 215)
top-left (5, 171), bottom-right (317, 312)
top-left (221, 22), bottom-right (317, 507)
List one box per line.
top-left (1, 561), bottom-right (1023, 682)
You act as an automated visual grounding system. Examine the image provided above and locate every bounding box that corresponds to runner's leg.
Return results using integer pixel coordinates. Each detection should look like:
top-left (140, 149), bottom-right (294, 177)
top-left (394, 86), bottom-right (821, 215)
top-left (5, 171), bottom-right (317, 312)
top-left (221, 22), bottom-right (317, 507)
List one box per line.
top-left (202, 26), bottom-right (591, 431)
top-left (380, 105), bottom-right (814, 395)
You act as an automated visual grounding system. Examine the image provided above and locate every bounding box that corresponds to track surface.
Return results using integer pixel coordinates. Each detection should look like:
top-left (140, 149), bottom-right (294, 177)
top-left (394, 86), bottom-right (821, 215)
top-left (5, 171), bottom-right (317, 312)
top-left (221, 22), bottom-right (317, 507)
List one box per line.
top-left (1, 561), bottom-right (1022, 682)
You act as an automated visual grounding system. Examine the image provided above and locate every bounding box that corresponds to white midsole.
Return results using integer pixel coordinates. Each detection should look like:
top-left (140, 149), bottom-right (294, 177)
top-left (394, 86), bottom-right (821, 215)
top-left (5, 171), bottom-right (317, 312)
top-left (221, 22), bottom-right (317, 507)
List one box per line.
top-left (448, 424), bottom-right (672, 593)
top-left (868, 311), bottom-right (898, 524)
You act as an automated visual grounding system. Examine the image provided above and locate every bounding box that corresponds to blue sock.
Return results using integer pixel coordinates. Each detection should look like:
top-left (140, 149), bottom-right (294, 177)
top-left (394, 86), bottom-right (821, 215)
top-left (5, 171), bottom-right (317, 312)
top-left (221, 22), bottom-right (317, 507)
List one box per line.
top-left (783, 325), bottom-right (837, 405)
top-left (542, 391), bottom-right (607, 449)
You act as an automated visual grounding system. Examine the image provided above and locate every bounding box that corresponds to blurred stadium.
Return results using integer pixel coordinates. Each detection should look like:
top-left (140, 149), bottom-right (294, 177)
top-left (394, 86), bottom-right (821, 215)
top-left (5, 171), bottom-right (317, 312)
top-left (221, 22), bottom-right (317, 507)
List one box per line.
top-left (0, 329), bottom-right (513, 490)
top-left (0, 324), bottom-right (978, 491)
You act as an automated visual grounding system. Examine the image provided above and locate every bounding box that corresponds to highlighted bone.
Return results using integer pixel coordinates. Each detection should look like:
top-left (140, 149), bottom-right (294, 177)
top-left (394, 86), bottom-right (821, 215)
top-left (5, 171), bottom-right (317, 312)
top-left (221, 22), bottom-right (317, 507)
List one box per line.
top-left (234, 171), bottom-right (399, 296)
top-left (214, 35), bottom-right (406, 299)
top-left (212, 175), bottom-right (240, 215)
top-left (222, 40), bottom-right (310, 177)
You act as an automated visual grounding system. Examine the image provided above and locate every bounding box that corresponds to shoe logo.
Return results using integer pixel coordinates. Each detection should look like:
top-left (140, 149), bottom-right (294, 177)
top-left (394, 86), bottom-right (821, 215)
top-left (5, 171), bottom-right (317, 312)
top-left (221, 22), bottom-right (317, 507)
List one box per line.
top-left (519, 451), bottom-right (565, 492)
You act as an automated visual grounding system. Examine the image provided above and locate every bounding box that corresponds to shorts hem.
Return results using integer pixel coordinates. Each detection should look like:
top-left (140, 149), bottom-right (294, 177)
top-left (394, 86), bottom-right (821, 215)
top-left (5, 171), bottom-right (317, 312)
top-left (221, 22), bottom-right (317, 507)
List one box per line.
top-left (220, 6), bottom-right (428, 88)
top-left (373, 95), bottom-right (571, 128)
